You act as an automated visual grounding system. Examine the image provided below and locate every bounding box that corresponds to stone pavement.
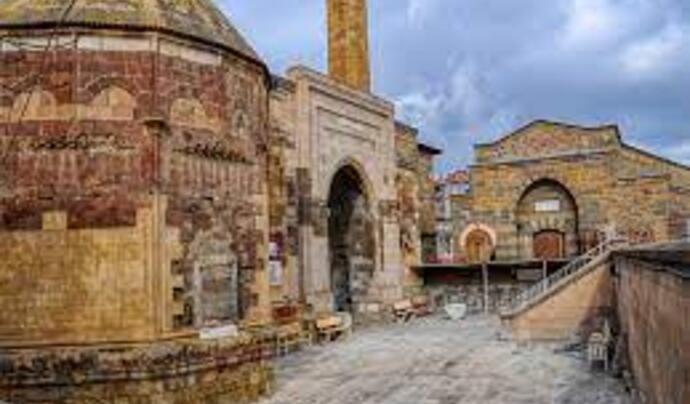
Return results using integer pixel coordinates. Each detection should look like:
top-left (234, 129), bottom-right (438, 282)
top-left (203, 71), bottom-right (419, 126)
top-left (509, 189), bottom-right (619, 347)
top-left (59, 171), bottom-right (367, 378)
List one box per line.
top-left (260, 316), bottom-right (630, 404)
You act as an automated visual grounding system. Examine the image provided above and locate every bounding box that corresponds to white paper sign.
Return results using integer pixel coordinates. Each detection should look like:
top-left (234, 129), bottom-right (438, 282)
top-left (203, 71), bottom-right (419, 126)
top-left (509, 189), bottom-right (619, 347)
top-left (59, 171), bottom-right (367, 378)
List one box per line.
top-left (269, 260), bottom-right (283, 286)
top-left (535, 199), bottom-right (560, 212)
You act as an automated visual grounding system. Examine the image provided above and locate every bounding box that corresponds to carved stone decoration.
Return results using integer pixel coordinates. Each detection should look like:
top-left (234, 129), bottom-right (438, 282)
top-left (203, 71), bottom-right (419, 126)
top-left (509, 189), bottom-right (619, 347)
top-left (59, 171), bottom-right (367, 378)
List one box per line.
top-left (232, 109), bottom-right (249, 139)
top-left (378, 199), bottom-right (398, 220)
top-left (193, 255), bottom-right (239, 328)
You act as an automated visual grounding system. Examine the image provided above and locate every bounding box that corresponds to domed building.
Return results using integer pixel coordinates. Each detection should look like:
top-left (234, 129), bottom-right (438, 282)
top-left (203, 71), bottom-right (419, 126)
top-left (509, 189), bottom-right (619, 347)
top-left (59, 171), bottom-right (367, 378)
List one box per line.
top-left (0, 0), bottom-right (273, 401)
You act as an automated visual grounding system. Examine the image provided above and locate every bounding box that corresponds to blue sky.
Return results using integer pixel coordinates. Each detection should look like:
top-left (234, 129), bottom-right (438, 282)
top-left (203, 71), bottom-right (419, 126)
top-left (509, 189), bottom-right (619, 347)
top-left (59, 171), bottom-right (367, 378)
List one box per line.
top-left (221, 0), bottom-right (690, 173)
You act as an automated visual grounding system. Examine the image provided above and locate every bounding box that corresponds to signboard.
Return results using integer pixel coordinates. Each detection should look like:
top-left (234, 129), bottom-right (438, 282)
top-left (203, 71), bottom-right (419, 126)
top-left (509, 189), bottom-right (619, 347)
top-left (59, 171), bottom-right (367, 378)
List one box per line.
top-left (269, 260), bottom-right (283, 286)
top-left (535, 199), bottom-right (561, 213)
top-left (269, 235), bottom-right (284, 286)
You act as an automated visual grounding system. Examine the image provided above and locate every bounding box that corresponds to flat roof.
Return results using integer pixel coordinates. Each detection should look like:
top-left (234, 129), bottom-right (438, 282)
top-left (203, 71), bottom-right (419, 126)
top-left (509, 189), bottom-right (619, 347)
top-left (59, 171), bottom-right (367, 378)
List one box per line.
top-left (413, 258), bottom-right (571, 272)
top-left (615, 241), bottom-right (690, 279)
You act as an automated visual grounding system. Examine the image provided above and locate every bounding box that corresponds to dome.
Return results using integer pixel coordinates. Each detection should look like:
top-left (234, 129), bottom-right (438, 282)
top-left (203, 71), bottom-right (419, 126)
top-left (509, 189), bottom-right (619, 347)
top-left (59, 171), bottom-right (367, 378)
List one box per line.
top-left (0, 0), bottom-right (261, 63)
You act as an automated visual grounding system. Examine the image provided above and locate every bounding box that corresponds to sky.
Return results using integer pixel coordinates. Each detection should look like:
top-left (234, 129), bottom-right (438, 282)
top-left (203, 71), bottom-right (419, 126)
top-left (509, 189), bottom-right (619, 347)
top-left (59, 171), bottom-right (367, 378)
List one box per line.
top-left (221, 0), bottom-right (690, 173)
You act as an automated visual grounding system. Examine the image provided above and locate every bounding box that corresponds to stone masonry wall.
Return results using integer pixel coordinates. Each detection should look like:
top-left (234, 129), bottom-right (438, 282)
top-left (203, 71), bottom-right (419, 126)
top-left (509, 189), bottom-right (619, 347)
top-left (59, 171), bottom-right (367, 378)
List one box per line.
top-left (0, 31), bottom-right (270, 338)
top-left (614, 256), bottom-right (690, 404)
top-left (395, 123), bottom-right (422, 286)
top-left (506, 258), bottom-right (614, 341)
top-left (462, 122), bottom-right (690, 262)
top-left (615, 256), bottom-right (690, 404)
top-left (470, 151), bottom-right (615, 260)
top-left (0, 204), bottom-right (181, 347)
top-left (0, 334), bottom-right (273, 404)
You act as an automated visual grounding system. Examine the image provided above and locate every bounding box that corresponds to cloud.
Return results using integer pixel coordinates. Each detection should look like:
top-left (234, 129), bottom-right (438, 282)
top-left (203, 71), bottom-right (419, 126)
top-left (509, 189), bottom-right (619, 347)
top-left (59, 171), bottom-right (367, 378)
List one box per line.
top-left (663, 139), bottom-right (690, 165)
top-left (560, 0), bottom-right (624, 47)
top-left (219, 0), bottom-right (690, 174)
top-left (406, 0), bottom-right (441, 25)
top-left (619, 24), bottom-right (690, 78)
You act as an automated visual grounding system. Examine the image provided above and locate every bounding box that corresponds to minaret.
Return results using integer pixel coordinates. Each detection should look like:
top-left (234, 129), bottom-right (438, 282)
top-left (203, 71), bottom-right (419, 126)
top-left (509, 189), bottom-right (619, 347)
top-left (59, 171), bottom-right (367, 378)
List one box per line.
top-left (327, 0), bottom-right (371, 92)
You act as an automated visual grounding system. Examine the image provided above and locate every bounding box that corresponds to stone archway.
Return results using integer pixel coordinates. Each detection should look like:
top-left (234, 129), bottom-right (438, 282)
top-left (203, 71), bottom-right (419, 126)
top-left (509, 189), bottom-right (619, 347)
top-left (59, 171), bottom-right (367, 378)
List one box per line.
top-left (516, 179), bottom-right (579, 260)
top-left (459, 223), bottom-right (497, 264)
top-left (327, 165), bottom-right (376, 312)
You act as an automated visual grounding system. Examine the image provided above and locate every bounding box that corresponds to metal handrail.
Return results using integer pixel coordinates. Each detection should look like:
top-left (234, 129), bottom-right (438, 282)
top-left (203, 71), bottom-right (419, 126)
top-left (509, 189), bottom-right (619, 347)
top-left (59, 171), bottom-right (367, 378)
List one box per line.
top-left (503, 237), bottom-right (627, 314)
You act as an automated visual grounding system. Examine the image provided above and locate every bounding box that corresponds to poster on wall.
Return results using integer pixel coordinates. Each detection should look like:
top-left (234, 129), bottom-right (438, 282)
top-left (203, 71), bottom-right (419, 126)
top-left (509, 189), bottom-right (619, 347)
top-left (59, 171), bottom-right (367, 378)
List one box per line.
top-left (269, 260), bottom-right (283, 286)
top-left (269, 234), bottom-right (284, 286)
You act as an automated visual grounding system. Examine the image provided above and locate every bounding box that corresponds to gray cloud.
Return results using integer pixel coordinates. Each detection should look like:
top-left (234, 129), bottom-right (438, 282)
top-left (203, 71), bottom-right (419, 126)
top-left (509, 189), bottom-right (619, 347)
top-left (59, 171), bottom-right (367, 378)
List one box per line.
top-left (221, 0), bottom-right (690, 172)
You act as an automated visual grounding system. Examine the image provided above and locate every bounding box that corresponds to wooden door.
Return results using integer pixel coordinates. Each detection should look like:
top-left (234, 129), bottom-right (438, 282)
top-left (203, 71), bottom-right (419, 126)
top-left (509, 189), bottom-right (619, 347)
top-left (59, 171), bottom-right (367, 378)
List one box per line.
top-left (465, 230), bottom-right (492, 263)
top-left (533, 230), bottom-right (564, 260)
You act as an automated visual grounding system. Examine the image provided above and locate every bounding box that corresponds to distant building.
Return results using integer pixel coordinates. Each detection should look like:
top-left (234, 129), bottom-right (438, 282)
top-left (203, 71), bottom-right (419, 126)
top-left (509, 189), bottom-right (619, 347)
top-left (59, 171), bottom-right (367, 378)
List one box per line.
top-left (446, 120), bottom-right (690, 263)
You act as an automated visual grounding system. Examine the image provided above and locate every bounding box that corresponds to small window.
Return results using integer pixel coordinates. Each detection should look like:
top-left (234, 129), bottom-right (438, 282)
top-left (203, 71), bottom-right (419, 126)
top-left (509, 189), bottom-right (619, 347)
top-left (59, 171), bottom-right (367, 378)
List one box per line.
top-left (535, 199), bottom-right (561, 213)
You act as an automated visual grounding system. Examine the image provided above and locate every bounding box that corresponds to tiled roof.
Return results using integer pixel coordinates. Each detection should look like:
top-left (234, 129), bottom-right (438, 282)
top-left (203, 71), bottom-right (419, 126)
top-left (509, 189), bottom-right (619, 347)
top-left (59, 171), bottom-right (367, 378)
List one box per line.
top-left (0, 0), bottom-right (262, 63)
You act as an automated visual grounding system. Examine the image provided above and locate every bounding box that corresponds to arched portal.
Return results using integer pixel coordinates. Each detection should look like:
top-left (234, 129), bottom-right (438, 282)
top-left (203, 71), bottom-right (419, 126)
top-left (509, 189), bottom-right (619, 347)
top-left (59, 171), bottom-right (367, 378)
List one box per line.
top-left (464, 229), bottom-right (493, 263)
top-left (516, 179), bottom-right (579, 260)
top-left (327, 165), bottom-right (376, 312)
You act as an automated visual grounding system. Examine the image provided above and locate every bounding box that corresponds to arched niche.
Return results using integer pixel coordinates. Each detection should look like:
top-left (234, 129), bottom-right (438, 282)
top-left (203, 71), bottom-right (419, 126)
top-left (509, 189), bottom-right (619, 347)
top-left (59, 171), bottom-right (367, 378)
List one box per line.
top-left (170, 97), bottom-right (210, 129)
top-left (459, 223), bottom-right (496, 264)
top-left (515, 178), bottom-right (580, 260)
top-left (88, 86), bottom-right (135, 120)
top-left (11, 88), bottom-right (58, 121)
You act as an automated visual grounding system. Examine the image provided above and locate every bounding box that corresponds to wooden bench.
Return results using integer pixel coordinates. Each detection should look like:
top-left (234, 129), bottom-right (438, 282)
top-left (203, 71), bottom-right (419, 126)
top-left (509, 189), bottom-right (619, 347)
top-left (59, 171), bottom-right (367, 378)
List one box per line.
top-left (411, 295), bottom-right (432, 317)
top-left (393, 299), bottom-right (416, 323)
top-left (275, 322), bottom-right (310, 356)
top-left (272, 303), bottom-right (311, 356)
top-left (315, 313), bottom-right (352, 343)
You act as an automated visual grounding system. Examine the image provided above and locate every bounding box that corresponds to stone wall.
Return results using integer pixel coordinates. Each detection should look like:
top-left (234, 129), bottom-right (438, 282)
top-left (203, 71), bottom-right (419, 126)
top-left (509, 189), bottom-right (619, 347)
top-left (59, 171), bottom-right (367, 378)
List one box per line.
top-left (460, 121), bottom-right (690, 262)
top-left (0, 335), bottom-right (273, 404)
top-left (504, 257), bottom-right (614, 341)
top-left (267, 77), bottom-right (300, 303)
top-left (614, 253), bottom-right (690, 404)
top-left (422, 265), bottom-right (563, 314)
top-left (271, 66), bottom-right (403, 313)
top-left (0, 30), bottom-right (271, 334)
top-left (470, 150), bottom-right (615, 260)
top-left (395, 123), bottom-right (422, 286)
top-left (0, 203), bottom-right (181, 347)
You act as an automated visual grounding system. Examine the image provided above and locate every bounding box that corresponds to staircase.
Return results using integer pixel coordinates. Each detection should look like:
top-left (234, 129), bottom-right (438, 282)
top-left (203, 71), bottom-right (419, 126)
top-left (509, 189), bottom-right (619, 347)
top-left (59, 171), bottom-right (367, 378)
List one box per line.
top-left (501, 237), bottom-right (628, 318)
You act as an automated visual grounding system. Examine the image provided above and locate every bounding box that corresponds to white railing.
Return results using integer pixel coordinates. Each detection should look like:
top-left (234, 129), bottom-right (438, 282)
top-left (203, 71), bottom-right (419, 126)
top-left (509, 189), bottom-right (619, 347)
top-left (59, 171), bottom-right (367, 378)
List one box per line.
top-left (502, 237), bottom-right (628, 316)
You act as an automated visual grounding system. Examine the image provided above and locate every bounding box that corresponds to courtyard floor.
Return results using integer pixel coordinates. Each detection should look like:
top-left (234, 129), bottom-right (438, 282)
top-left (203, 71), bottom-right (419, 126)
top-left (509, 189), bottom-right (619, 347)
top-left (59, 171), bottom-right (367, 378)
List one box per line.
top-left (260, 315), bottom-right (630, 404)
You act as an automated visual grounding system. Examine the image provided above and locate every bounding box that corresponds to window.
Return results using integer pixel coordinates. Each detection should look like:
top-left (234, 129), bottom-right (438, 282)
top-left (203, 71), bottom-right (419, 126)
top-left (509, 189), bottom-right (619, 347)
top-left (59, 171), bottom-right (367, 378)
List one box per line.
top-left (535, 199), bottom-right (561, 213)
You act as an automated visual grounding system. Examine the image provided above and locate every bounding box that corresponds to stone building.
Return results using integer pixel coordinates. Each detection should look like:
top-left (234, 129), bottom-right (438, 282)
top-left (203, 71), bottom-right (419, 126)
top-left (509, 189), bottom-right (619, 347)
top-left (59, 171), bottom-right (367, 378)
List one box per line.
top-left (0, 0), bottom-right (437, 351)
top-left (0, 0), bottom-right (281, 401)
top-left (268, 0), bottom-right (439, 316)
top-left (445, 120), bottom-right (690, 264)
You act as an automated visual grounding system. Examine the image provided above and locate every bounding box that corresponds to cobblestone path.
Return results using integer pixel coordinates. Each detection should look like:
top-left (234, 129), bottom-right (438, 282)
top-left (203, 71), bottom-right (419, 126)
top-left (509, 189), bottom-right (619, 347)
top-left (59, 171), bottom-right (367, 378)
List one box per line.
top-left (260, 316), bottom-right (629, 404)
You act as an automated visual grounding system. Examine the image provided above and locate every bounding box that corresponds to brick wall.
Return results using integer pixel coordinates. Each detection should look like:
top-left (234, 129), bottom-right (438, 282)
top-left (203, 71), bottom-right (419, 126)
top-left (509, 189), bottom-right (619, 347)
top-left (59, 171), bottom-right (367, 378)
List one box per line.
top-left (0, 30), bottom-right (271, 341)
top-left (614, 255), bottom-right (690, 404)
top-left (459, 122), bottom-right (690, 262)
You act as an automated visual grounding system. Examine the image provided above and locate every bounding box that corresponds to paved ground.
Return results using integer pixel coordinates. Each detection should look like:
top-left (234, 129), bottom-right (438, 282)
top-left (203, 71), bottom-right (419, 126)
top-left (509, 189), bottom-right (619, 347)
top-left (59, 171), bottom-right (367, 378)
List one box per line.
top-left (260, 316), bottom-right (630, 404)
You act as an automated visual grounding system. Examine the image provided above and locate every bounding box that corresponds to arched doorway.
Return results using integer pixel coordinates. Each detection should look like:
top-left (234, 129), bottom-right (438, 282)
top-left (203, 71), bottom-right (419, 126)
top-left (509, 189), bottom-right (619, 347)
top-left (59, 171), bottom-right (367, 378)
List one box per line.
top-left (533, 229), bottom-right (565, 260)
top-left (465, 229), bottom-right (493, 263)
top-left (327, 165), bottom-right (375, 312)
top-left (516, 179), bottom-right (579, 260)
